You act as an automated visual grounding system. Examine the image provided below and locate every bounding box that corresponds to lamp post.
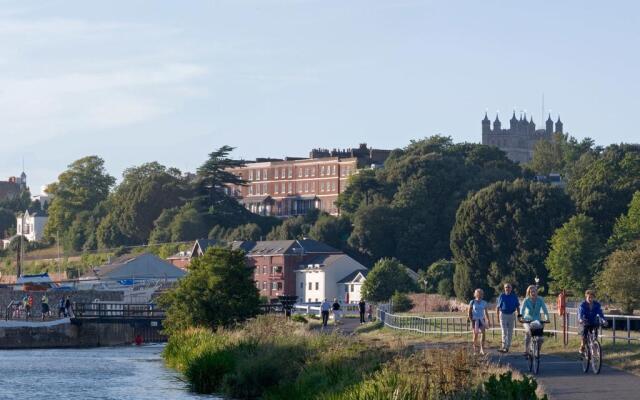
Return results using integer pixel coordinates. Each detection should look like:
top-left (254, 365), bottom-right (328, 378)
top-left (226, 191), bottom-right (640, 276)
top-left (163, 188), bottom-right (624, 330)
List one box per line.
top-left (423, 279), bottom-right (428, 316)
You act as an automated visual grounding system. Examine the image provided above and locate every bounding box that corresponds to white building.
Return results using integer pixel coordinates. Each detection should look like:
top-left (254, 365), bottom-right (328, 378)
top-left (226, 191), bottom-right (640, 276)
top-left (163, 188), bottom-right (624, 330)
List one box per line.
top-left (296, 254), bottom-right (367, 303)
top-left (337, 270), bottom-right (369, 304)
top-left (16, 210), bottom-right (48, 242)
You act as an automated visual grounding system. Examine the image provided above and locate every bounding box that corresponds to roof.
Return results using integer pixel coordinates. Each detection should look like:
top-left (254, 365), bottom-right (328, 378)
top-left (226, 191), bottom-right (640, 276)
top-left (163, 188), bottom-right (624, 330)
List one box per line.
top-left (337, 269), bottom-right (369, 284)
top-left (297, 254), bottom-right (349, 270)
top-left (16, 273), bottom-right (53, 284)
top-left (232, 239), bottom-right (340, 256)
top-left (90, 253), bottom-right (186, 281)
top-left (191, 238), bottom-right (218, 257)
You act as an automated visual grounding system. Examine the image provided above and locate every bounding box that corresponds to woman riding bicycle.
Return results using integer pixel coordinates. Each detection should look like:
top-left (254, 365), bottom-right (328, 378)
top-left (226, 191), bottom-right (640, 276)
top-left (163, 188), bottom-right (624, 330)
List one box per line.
top-left (579, 290), bottom-right (607, 354)
top-left (520, 285), bottom-right (549, 356)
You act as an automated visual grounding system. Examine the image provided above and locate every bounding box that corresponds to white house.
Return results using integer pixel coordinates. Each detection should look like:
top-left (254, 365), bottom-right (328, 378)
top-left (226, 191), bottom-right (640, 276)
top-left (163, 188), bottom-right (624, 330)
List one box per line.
top-left (296, 254), bottom-right (367, 303)
top-left (337, 269), bottom-right (369, 304)
top-left (16, 210), bottom-right (48, 242)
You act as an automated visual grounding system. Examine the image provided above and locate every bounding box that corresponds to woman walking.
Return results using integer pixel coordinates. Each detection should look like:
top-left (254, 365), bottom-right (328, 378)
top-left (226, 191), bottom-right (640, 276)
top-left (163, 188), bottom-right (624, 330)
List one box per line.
top-left (468, 288), bottom-right (491, 355)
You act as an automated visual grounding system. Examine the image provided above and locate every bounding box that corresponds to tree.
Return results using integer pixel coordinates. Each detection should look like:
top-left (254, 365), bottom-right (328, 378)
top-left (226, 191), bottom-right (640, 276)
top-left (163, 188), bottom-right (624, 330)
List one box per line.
top-left (335, 169), bottom-right (387, 215)
top-left (149, 207), bottom-right (180, 244)
top-left (422, 259), bottom-right (456, 293)
top-left (598, 241), bottom-right (640, 314)
top-left (225, 223), bottom-right (263, 241)
top-left (348, 204), bottom-right (398, 263)
top-left (361, 258), bottom-right (416, 302)
top-left (530, 133), bottom-right (596, 176)
top-left (390, 291), bottom-right (414, 312)
top-left (194, 145), bottom-right (246, 210)
top-left (545, 214), bottom-right (603, 294)
top-left (568, 144), bottom-right (640, 236)
top-left (159, 247), bottom-right (260, 333)
top-left (608, 191), bottom-right (640, 250)
top-left (308, 214), bottom-right (352, 251)
top-left (97, 162), bottom-right (189, 247)
top-left (169, 203), bottom-right (208, 242)
top-left (451, 179), bottom-right (574, 300)
top-left (44, 156), bottom-right (115, 243)
top-left (0, 208), bottom-right (15, 238)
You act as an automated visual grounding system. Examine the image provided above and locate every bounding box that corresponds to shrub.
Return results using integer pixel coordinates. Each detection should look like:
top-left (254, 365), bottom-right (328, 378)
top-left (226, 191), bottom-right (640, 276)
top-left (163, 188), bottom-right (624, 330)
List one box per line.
top-left (291, 314), bottom-right (308, 324)
top-left (391, 291), bottom-right (414, 312)
top-left (437, 278), bottom-right (454, 298)
top-left (481, 371), bottom-right (547, 400)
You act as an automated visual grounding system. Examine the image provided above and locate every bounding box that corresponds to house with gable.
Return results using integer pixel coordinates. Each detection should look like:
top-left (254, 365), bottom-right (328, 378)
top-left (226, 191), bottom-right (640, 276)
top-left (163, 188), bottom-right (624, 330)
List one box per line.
top-left (296, 254), bottom-right (368, 303)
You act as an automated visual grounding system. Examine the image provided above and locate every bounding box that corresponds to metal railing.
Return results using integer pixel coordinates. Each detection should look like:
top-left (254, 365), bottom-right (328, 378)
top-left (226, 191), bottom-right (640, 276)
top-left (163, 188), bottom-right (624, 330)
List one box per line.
top-left (73, 303), bottom-right (165, 320)
top-left (379, 308), bottom-right (640, 345)
top-left (293, 303), bottom-right (361, 316)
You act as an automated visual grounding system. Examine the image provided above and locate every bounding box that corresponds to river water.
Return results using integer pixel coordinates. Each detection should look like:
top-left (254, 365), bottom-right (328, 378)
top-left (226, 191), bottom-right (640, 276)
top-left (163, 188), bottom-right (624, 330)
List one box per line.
top-left (0, 345), bottom-right (219, 400)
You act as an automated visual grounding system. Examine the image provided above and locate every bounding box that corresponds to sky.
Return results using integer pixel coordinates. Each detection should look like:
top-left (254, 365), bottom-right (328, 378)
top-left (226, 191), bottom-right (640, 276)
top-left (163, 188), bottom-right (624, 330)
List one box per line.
top-left (0, 0), bottom-right (639, 192)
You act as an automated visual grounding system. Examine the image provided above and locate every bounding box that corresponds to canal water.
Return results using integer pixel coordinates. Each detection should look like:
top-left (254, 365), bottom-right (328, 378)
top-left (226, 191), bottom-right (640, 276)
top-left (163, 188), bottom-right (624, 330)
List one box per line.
top-left (0, 344), bottom-right (219, 400)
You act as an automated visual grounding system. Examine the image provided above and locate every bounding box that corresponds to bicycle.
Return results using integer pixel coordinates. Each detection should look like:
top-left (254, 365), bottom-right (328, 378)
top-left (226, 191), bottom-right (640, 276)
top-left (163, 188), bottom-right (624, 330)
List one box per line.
top-left (519, 318), bottom-right (549, 375)
top-left (580, 317), bottom-right (607, 374)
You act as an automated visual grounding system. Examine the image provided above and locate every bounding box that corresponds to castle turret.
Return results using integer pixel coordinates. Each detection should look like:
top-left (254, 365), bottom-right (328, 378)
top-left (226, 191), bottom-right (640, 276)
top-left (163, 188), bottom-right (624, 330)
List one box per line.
top-left (482, 112), bottom-right (491, 135)
top-left (509, 111), bottom-right (518, 133)
top-left (546, 114), bottom-right (554, 135)
top-left (528, 116), bottom-right (536, 135)
top-left (493, 114), bottom-right (501, 132)
top-left (555, 116), bottom-right (563, 134)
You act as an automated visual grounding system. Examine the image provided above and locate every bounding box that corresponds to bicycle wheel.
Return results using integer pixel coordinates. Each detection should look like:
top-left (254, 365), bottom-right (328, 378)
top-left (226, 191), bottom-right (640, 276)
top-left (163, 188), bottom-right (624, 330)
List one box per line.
top-left (532, 340), bottom-right (540, 375)
top-left (527, 344), bottom-right (533, 372)
top-left (590, 340), bottom-right (602, 374)
top-left (581, 346), bottom-right (590, 373)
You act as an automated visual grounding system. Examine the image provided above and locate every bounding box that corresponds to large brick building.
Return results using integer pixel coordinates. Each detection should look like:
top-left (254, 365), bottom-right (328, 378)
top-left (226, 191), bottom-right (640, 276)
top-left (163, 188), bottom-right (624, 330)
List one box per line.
top-left (0, 172), bottom-right (27, 202)
top-left (226, 144), bottom-right (391, 217)
top-left (482, 112), bottom-right (563, 163)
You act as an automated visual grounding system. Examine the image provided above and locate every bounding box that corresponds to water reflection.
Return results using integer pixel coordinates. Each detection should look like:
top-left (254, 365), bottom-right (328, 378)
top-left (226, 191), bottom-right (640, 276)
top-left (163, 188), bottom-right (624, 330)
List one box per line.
top-left (0, 344), bottom-right (219, 400)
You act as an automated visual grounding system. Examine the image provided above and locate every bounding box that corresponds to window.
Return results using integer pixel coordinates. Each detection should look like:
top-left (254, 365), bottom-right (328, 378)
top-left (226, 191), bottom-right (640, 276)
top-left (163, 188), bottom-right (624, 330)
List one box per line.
top-left (298, 168), bottom-right (302, 178)
top-left (315, 282), bottom-right (319, 290)
top-left (249, 186), bottom-right (253, 195)
top-left (274, 184), bottom-right (279, 194)
top-left (308, 282), bottom-right (312, 290)
top-left (304, 168), bottom-right (309, 177)
top-left (350, 284), bottom-right (355, 292)
top-left (273, 266), bottom-right (282, 274)
top-left (288, 183), bottom-right (293, 193)
top-left (262, 183), bottom-right (267, 194)
top-left (281, 183), bottom-right (285, 193)
top-left (321, 166), bottom-right (325, 176)
top-left (249, 170), bottom-right (254, 181)
top-left (256, 169), bottom-right (261, 180)
top-left (262, 282), bottom-right (267, 290)
top-left (310, 167), bottom-right (315, 177)
top-left (262, 266), bottom-right (267, 274)
top-left (304, 182), bottom-right (309, 193)
top-left (332, 182), bottom-right (336, 191)
top-left (272, 282), bottom-right (278, 290)
top-left (300, 282), bottom-right (303, 289)
top-left (277, 282), bottom-right (283, 290)
top-left (332, 165), bottom-right (337, 175)
top-left (256, 281), bottom-right (260, 289)
top-left (288, 168), bottom-right (292, 178)
top-left (263, 169), bottom-right (268, 180)
top-left (320, 182), bottom-right (325, 192)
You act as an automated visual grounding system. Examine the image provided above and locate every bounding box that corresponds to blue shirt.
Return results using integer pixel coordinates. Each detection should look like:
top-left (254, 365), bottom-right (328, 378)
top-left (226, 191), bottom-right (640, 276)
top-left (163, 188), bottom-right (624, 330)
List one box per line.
top-left (469, 299), bottom-right (488, 321)
top-left (579, 301), bottom-right (605, 326)
top-left (497, 293), bottom-right (520, 314)
top-left (520, 297), bottom-right (549, 322)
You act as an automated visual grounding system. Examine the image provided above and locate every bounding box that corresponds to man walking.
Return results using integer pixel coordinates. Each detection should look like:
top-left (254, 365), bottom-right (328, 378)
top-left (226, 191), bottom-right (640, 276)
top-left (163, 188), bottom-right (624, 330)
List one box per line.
top-left (358, 299), bottom-right (366, 324)
top-left (496, 283), bottom-right (520, 353)
top-left (320, 298), bottom-right (331, 327)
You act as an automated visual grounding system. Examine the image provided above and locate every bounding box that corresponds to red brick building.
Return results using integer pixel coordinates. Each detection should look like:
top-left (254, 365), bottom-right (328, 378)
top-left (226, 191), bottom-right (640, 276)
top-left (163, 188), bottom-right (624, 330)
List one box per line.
top-left (232, 239), bottom-right (342, 300)
top-left (226, 144), bottom-right (390, 217)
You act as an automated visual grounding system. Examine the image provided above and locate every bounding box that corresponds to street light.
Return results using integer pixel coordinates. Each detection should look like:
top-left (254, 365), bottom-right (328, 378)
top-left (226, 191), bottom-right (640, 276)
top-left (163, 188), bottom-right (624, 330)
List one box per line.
top-left (423, 279), bottom-right (428, 316)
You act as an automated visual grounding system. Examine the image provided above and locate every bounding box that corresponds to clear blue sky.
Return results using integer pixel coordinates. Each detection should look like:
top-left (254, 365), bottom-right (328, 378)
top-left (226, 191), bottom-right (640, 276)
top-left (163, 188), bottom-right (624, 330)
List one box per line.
top-left (1, 0), bottom-right (638, 192)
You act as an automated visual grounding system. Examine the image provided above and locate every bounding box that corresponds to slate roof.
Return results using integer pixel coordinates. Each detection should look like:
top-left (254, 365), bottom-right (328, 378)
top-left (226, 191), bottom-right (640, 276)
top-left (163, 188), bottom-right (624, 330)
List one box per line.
top-left (90, 253), bottom-right (186, 280)
top-left (231, 239), bottom-right (340, 256)
top-left (337, 269), bottom-right (369, 284)
top-left (297, 254), bottom-right (348, 270)
top-left (192, 238), bottom-right (219, 256)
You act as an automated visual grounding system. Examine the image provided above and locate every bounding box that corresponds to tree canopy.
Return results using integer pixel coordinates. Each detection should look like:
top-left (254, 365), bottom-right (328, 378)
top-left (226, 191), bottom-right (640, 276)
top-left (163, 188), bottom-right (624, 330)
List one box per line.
top-left (608, 191), bottom-right (640, 250)
top-left (451, 179), bottom-right (574, 299)
top-left (159, 247), bottom-right (260, 333)
top-left (598, 241), bottom-right (640, 314)
top-left (361, 258), bottom-right (416, 302)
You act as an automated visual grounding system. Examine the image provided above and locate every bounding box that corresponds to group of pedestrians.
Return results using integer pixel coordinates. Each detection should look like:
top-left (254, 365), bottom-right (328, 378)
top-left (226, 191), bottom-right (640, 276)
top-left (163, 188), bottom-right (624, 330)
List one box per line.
top-left (11, 294), bottom-right (72, 321)
top-left (468, 283), bottom-right (606, 356)
top-left (319, 298), bottom-right (372, 327)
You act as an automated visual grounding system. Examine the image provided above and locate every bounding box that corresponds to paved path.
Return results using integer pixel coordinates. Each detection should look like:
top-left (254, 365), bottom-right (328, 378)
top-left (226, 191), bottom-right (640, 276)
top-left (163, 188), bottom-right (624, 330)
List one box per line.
top-left (494, 351), bottom-right (640, 400)
top-left (316, 317), bottom-right (363, 335)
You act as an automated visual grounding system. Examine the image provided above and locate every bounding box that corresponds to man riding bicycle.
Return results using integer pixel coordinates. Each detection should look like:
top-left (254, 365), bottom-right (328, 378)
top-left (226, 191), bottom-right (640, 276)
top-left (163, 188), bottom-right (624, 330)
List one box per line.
top-left (579, 290), bottom-right (607, 354)
top-left (520, 285), bottom-right (549, 356)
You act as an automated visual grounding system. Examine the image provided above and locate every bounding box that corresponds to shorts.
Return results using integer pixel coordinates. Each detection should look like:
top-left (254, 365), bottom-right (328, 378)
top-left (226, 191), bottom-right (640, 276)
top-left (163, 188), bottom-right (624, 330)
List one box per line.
top-left (473, 319), bottom-right (485, 333)
top-left (581, 324), bottom-right (597, 339)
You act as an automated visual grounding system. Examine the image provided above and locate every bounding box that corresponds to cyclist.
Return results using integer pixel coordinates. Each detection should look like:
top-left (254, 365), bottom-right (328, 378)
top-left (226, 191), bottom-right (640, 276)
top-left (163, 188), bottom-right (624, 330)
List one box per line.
top-left (520, 285), bottom-right (549, 356)
top-left (578, 290), bottom-right (607, 354)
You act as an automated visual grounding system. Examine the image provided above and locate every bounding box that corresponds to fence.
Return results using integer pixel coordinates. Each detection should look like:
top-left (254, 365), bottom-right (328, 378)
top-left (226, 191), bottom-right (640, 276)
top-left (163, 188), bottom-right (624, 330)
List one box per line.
top-left (293, 303), bottom-right (361, 317)
top-left (379, 307), bottom-right (640, 345)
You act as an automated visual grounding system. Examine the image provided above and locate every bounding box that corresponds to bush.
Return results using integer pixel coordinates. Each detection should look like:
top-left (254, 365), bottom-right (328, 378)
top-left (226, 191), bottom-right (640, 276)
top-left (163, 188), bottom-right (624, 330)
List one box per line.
top-left (391, 291), bottom-right (414, 312)
top-left (437, 278), bottom-right (454, 298)
top-left (481, 371), bottom-right (547, 400)
top-left (291, 314), bottom-right (308, 324)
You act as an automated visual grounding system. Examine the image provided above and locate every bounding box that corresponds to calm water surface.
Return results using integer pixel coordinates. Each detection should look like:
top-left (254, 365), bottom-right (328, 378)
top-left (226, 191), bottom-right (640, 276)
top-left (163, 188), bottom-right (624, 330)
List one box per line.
top-left (0, 345), bottom-right (219, 400)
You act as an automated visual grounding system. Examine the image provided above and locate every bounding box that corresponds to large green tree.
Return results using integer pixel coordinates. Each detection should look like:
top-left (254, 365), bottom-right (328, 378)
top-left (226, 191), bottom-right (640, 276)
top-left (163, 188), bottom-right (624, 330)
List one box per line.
top-left (159, 247), bottom-right (260, 333)
top-left (598, 241), bottom-right (640, 314)
top-left (451, 179), bottom-right (574, 300)
top-left (97, 162), bottom-right (188, 247)
top-left (308, 214), bottom-right (352, 251)
top-left (361, 258), bottom-right (416, 302)
top-left (44, 156), bottom-right (115, 244)
top-left (608, 191), bottom-right (640, 250)
top-left (344, 137), bottom-right (522, 269)
top-left (568, 144), bottom-right (640, 236)
top-left (530, 132), bottom-right (596, 176)
top-left (545, 214), bottom-right (603, 294)
top-left (0, 208), bottom-right (15, 238)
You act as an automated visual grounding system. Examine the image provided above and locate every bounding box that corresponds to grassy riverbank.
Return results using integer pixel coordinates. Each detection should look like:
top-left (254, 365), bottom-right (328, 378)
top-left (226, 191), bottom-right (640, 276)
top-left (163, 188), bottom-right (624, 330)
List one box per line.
top-left (163, 316), bottom-right (547, 399)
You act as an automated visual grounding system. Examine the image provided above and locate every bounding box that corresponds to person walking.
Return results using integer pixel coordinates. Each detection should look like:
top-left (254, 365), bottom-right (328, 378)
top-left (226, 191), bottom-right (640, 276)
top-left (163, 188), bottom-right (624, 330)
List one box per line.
top-left (22, 295), bottom-right (30, 320)
top-left (332, 298), bottom-right (341, 325)
top-left (367, 304), bottom-right (373, 322)
top-left (320, 298), bottom-right (331, 327)
top-left (41, 293), bottom-right (50, 321)
top-left (64, 296), bottom-right (72, 318)
top-left (496, 283), bottom-right (520, 353)
top-left (468, 288), bottom-right (491, 355)
top-left (58, 297), bottom-right (66, 318)
top-left (26, 294), bottom-right (34, 320)
top-left (358, 299), bottom-right (366, 324)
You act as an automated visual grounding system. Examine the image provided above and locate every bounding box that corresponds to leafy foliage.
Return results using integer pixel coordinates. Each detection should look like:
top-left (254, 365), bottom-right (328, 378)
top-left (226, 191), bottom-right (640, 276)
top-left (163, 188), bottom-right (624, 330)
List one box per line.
top-left (608, 191), bottom-right (640, 250)
top-left (451, 179), bottom-right (574, 299)
top-left (391, 291), bottom-right (414, 312)
top-left (361, 258), bottom-right (416, 302)
top-left (159, 247), bottom-right (260, 333)
top-left (530, 132), bottom-right (595, 177)
top-left (598, 241), bottom-right (640, 314)
top-left (546, 214), bottom-right (603, 294)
